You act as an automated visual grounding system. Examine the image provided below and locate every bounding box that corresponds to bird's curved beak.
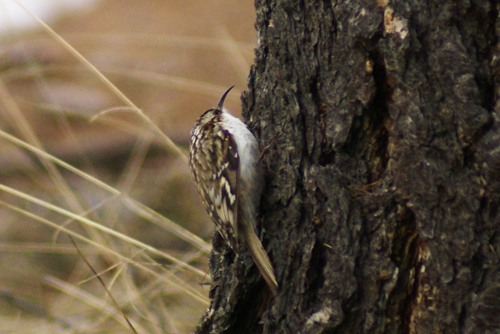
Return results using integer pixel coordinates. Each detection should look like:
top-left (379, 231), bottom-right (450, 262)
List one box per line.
top-left (216, 86), bottom-right (235, 110)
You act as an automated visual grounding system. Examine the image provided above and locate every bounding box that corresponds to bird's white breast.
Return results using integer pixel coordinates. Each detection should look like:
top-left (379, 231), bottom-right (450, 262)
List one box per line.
top-left (220, 110), bottom-right (259, 182)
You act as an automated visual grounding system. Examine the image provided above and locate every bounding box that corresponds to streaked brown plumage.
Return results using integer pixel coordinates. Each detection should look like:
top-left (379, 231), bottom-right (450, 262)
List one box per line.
top-left (189, 87), bottom-right (278, 294)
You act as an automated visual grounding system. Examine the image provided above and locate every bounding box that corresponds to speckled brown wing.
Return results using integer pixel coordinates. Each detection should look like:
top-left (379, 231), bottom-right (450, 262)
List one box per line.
top-left (191, 128), bottom-right (240, 251)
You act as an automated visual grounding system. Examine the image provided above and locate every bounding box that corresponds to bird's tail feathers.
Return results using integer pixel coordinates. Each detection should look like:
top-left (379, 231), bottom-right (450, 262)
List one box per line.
top-left (242, 226), bottom-right (278, 294)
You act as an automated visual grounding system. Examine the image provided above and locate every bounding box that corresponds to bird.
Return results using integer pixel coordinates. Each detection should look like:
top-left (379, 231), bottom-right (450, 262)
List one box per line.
top-left (188, 86), bottom-right (278, 294)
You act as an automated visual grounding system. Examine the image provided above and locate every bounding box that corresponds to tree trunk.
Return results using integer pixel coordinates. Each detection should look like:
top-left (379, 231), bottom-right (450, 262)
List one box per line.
top-left (195, 1), bottom-right (500, 333)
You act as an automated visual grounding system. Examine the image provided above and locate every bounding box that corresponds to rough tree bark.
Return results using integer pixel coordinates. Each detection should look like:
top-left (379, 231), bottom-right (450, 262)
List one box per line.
top-left (195, 1), bottom-right (500, 333)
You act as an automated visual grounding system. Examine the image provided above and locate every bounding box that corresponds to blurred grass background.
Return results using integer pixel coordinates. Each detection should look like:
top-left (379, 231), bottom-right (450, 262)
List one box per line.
top-left (0, 0), bottom-right (256, 332)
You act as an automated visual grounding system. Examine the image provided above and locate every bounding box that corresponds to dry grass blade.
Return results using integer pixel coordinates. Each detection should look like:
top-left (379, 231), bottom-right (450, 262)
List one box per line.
top-left (68, 235), bottom-right (139, 334)
top-left (0, 199), bottom-right (209, 304)
top-left (0, 76), bottom-right (119, 274)
top-left (125, 199), bottom-right (210, 252)
top-left (215, 25), bottom-right (252, 84)
top-left (0, 290), bottom-right (73, 329)
top-left (9, 0), bottom-right (186, 160)
top-left (45, 276), bottom-right (149, 333)
top-left (0, 184), bottom-right (206, 278)
top-left (0, 129), bottom-right (210, 251)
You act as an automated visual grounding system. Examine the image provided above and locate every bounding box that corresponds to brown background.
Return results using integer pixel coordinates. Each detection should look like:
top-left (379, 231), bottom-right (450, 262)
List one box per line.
top-left (0, 0), bottom-right (255, 332)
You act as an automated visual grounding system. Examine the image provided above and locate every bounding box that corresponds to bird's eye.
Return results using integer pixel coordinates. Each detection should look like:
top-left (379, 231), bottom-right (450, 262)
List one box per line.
top-left (212, 109), bottom-right (222, 116)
